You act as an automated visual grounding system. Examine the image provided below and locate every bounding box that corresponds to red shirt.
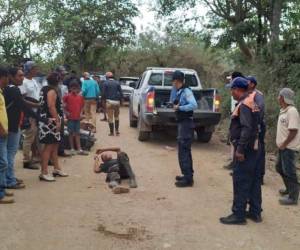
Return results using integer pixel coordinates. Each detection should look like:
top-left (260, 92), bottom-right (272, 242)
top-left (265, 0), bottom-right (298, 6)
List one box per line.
top-left (63, 93), bottom-right (84, 120)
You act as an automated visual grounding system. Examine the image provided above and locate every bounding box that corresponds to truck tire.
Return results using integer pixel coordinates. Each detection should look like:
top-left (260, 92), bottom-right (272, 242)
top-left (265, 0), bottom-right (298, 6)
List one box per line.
top-left (129, 102), bottom-right (137, 128)
top-left (196, 129), bottom-right (213, 143)
top-left (138, 116), bottom-right (150, 141)
top-left (138, 130), bottom-right (150, 141)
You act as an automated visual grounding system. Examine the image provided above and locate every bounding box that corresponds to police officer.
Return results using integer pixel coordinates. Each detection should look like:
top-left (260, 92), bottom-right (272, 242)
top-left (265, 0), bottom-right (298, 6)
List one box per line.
top-left (246, 76), bottom-right (266, 185)
top-left (220, 77), bottom-right (262, 225)
top-left (172, 70), bottom-right (198, 188)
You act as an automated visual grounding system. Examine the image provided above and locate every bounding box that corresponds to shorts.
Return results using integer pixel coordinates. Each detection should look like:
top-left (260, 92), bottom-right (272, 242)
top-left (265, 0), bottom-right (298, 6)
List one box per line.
top-left (67, 120), bottom-right (80, 134)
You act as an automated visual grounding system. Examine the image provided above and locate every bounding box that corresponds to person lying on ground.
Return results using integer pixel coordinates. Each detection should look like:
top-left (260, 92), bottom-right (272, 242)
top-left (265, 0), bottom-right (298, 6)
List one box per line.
top-left (94, 147), bottom-right (137, 192)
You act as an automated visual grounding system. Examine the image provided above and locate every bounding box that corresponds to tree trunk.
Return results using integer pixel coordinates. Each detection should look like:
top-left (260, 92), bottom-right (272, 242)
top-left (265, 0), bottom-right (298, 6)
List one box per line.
top-left (236, 35), bottom-right (253, 60)
top-left (270, 0), bottom-right (283, 43)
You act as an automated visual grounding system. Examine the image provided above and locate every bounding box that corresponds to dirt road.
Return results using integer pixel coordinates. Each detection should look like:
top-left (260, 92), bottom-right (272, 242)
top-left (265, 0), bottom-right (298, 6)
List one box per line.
top-left (1, 108), bottom-right (299, 250)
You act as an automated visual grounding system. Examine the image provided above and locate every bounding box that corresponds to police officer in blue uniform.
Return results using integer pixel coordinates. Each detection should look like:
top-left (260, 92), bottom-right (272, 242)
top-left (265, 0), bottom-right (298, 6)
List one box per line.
top-left (220, 77), bottom-right (262, 225)
top-left (172, 70), bottom-right (198, 188)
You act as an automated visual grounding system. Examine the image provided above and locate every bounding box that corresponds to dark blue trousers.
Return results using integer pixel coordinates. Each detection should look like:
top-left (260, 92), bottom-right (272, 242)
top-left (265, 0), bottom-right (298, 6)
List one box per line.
top-left (232, 149), bottom-right (262, 219)
top-left (177, 119), bottom-right (194, 182)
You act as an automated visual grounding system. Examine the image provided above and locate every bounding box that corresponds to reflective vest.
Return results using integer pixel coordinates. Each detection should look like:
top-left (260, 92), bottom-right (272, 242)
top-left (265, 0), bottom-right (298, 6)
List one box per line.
top-left (232, 92), bottom-right (260, 118)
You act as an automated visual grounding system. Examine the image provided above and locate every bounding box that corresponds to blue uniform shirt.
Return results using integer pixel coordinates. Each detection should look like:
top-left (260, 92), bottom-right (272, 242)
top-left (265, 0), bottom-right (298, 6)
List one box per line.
top-left (176, 88), bottom-right (198, 112)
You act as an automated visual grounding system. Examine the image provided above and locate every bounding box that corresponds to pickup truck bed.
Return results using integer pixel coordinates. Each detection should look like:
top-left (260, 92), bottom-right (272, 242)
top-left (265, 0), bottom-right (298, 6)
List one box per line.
top-left (144, 108), bottom-right (221, 127)
top-left (129, 67), bottom-right (221, 142)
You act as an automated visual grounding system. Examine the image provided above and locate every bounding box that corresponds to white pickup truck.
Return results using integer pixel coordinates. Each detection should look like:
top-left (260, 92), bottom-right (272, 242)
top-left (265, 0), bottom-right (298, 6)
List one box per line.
top-left (129, 67), bottom-right (221, 142)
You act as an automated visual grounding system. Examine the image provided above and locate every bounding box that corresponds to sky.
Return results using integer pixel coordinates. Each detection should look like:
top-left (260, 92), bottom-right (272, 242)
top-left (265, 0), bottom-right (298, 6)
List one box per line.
top-left (133, 1), bottom-right (209, 34)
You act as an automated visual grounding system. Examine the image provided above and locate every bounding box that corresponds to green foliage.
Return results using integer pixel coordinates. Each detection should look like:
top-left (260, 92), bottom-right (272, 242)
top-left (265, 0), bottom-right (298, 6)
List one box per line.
top-left (38, 0), bottom-right (138, 70)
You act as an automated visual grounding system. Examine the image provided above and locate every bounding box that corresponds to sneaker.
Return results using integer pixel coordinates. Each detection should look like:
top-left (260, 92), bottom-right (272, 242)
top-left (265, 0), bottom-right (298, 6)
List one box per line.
top-left (77, 150), bottom-right (89, 156)
top-left (39, 174), bottom-right (56, 182)
top-left (279, 197), bottom-right (298, 206)
top-left (6, 182), bottom-right (26, 190)
top-left (70, 149), bottom-right (76, 156)
top-left (5, 190), bottom-right (14, 197)
top-left (112, 186), bottom-right (130, 194)
top-left (0, 196), bottom-right (15, 204)
top-left (52, 170), bottom-right (69, 177)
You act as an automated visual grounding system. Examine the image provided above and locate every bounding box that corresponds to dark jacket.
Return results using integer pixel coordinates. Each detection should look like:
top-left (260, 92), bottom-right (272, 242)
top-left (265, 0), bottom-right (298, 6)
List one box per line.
top-left (230, 96), bottom-right (259, 154)
top-left (4, 85), bottom-right (46, 133)
top-left (102, 79), bottom-right (123, 101)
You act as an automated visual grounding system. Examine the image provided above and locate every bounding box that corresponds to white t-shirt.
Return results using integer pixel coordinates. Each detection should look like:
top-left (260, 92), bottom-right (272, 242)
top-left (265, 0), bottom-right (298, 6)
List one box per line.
top-left (19, 77), bottom-right (41, 101)
top-left (276, 105), bottom-right (300, 150)
top-left (231, 97), bottom-right (238, 113)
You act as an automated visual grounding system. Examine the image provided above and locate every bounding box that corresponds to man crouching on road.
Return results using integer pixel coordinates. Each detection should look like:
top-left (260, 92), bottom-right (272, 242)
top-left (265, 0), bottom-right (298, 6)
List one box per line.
top-left (172, 70), bottom-right (198, 188)
top-left (94, 147), bottom-right (137, 194)
top-left (220, 77), bottom-right (262, 225)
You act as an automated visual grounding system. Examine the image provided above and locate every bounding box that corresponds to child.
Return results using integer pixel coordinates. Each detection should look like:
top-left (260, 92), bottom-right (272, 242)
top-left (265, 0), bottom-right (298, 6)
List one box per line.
top-left (63, 80), bottom-right (88, 155)
top-left (94, 147), bottom-right (137, 194)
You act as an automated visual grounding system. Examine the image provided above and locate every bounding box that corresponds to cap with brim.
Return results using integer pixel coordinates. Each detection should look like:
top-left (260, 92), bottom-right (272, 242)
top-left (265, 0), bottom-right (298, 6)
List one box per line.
top-left (280, 88), bottom-right (295, 105)
top-left (172, 70), bottom-right (184, 81)
top-left (246, 76), bottom-right (257, 85)
top-left (230, 77), bottom-right (248, 90)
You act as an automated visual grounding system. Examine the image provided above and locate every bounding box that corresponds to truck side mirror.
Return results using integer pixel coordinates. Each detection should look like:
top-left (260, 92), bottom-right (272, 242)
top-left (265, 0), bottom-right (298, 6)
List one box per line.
top-left (129, 81), bottom-right (137, 88)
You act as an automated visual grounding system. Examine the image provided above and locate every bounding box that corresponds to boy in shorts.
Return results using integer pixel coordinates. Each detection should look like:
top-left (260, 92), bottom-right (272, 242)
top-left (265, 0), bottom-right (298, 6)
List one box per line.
top-left (63, 81), bottom-right (88, 155)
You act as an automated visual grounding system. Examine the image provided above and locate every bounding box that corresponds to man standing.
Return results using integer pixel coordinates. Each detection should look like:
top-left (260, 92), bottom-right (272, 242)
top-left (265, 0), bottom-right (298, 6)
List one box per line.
top-left (276, 88), bottom-right (300, 205)
top-left (220, 77), bottom-right (262, 225)
top-left (246, 76), bottom-right (266, 185)
top-left (82, 72), bottom-right (100, 132)
top-left (0, 66), bottom-right (14, 204)
top-left (102, 72), bottom-right (123, 136)
top-left (172, 70), bottom-right (198, 188)
top-left (19, 61), bottom-right (41, 170)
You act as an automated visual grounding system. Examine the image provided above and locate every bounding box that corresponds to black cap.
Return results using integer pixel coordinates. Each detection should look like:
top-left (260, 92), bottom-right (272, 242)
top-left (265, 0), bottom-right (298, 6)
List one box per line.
top-left (172, 70), bottom-right (184, 82)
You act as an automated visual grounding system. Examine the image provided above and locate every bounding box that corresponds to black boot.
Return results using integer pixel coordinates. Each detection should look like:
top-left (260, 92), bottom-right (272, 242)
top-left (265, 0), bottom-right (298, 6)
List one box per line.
top-left (220, 214), bottom-right (247, 225)
top-left (115, 120), bottom-right (120, 136)
top-left (109, 123), bottom-right (114, 136)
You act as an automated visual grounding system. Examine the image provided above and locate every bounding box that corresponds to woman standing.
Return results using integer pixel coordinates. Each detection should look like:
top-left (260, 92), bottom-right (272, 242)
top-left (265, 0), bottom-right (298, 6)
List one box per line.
top-left (39, 72), bottom-right (68, 181)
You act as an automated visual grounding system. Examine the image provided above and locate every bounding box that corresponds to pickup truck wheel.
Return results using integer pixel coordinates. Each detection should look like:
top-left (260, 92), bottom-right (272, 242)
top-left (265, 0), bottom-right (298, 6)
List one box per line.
top-left (138, 116), bottom-right (150, 141)
top-left (129, 103), bottom-right (137, 128)
top-left (196, 129), bottom-right (213, 143)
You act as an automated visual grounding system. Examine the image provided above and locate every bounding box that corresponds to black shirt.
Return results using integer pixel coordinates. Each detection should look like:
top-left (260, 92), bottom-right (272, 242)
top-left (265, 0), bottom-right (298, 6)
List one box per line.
top-left (3, 85), bottom-right (43, 133)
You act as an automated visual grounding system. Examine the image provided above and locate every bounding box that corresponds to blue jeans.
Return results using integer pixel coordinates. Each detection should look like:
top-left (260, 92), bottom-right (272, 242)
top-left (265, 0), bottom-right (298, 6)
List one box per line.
top-left (6, 131), bottom-right (21, 187)
top-left (0, 136), bottom-right (8, 199)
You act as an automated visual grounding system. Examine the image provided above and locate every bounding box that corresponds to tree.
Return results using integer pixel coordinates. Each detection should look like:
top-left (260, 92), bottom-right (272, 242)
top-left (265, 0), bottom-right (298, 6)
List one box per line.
top-left (39, 0), bottom-right (138, 70)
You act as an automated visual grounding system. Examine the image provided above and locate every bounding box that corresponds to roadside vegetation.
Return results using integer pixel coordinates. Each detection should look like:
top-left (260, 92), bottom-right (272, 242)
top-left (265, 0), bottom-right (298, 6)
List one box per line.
top-left (0, 0), bottom-right (299, 150)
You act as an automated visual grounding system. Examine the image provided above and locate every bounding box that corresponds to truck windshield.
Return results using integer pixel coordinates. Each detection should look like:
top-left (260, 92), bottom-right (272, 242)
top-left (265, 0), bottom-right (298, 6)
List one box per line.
top-left (148, 72), bottom-right (198, 87)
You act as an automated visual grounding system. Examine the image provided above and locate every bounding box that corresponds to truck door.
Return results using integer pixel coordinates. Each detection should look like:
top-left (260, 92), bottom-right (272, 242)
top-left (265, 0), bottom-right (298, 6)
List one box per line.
top-left (132, 72), bottom-right (146, 116)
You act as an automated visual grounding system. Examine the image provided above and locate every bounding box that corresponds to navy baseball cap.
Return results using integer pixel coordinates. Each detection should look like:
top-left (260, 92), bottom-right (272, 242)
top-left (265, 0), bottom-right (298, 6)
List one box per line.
top-left (246, 76), bottom-right (257, 85)
top-left (172, 70), bottom-right (185, 82)
top-left (230, 77), bottom-right (248, 90)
